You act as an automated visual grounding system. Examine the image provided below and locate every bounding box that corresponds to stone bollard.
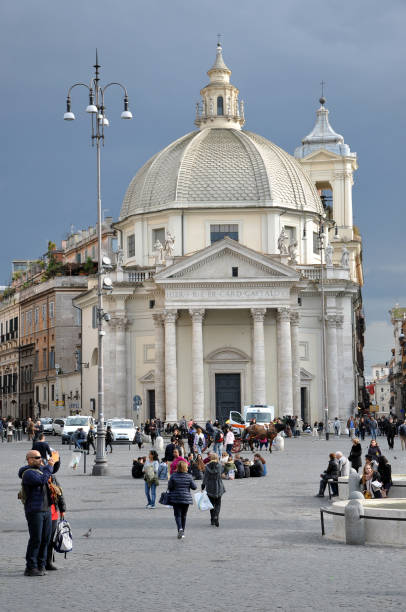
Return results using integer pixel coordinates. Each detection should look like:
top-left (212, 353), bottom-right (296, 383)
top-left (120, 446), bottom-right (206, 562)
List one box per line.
top-left (345, 493), bottom-right (365, 545)
top-left (273, 434), bottom-right (284, 451)
top-left (348, 468), bottom-right (361, 498)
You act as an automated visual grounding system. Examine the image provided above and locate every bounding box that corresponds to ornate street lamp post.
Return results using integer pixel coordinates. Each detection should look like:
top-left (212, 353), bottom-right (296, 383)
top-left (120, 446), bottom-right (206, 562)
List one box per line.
top-left (63, 52), bottom-right (132, 475)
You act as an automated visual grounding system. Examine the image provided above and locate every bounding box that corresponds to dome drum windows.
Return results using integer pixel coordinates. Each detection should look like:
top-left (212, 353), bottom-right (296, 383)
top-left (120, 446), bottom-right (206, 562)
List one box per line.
top-left (217, 96), bottom-right (224, 116)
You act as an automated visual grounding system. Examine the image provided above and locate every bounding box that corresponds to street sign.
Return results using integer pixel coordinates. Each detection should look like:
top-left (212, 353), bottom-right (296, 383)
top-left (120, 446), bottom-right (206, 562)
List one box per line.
top-left (133, 395), bottom-right (142, 406)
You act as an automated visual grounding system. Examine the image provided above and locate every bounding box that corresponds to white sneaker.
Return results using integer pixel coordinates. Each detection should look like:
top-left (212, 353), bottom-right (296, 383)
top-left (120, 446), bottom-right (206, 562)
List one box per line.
top-left (145, 504), bottom-right (151, 509)
top-left (150, 505), bottom-right (156, 509)
top-left (177, 529), bottom-right (184, 539)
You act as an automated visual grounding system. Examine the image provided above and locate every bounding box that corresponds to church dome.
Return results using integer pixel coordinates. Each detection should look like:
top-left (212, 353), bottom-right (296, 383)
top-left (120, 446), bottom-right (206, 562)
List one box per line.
top-left (120, 44), bottom-right (323, 220)
top-left (120, 127), bottom-right (323, 218)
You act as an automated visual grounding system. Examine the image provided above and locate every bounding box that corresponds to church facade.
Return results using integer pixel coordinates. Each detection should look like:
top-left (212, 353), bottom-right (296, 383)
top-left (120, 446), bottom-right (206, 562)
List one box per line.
top-left (75, 44), bottom-right (364, 425)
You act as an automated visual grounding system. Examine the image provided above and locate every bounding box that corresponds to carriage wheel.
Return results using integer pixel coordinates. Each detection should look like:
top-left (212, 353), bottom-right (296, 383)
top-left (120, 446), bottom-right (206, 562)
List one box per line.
top-left (232, 439), bottom-right (241, 453)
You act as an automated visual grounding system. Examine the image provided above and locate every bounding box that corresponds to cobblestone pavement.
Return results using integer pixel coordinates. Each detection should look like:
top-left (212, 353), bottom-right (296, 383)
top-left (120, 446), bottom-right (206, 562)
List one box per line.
top-left (1, 433), bottom-right (406, 611)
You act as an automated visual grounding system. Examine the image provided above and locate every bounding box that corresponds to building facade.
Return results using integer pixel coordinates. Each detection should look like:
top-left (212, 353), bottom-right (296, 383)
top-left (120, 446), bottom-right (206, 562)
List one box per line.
top-left (388, 306), bottom-right (406, 416)
top-left (76, 44), bottom-right (365, 426)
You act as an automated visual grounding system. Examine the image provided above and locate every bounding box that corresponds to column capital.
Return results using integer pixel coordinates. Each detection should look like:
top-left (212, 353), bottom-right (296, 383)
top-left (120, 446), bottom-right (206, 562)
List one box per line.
top-left (163, 309), bottom-right (178, 324)
top-left (109, 316), bottom-right (129, 330)
top-left (277, 307), bottom-right (290, 322)
top-left (289, 311), bottom-right (300, 326)
top-left (189, 308), bottom-right (205, 323)
top-left (326, 314), bottom-right (338, 328)
top-left (152, 312), bottom-right (164, 326)
top-left (335, 314), bottom-right (344, 329)
top-left (250, 308), bottom-right (267, 322)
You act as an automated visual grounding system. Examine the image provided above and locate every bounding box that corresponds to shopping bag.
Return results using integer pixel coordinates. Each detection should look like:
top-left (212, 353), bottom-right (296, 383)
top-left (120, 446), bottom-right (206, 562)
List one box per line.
top-left (194, 491), bottom-right (213, 511)
top-left (69, 453), bottom-right (81, 470)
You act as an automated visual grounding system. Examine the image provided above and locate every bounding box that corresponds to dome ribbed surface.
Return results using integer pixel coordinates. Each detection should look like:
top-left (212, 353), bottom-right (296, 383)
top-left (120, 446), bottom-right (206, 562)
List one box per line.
top-left (120, 128), bottom-right (323, 219)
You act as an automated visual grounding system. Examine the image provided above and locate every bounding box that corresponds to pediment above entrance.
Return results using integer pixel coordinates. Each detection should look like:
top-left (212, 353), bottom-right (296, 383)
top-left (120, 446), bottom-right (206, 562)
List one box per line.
top-left (155, 237), bottom-right (299, 282)
top-left (205, 347), bottom-right (250, 363)
top-left (139, 370), bottom-right (155, 383)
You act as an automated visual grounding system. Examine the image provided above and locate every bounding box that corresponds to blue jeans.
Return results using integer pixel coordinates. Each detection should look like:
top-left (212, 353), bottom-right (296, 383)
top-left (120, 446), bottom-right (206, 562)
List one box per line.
top-left (226, 443), bottom-right (233, 457)
top-left (370, 428), bottom-right (377, 440)
top-left (25, 511), bottom-right (52, 569)
top-left (144, 482), bottom-right (156, 506)
top-left (213, 443), bottom-right (222, 458)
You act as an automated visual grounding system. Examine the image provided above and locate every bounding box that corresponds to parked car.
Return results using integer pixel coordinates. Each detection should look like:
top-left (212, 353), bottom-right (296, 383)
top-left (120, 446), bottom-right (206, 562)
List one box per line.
top-left (52, 418), bottom-right (66, 436)
top-left (62, 415), bottom-right (95, 444)
top-left (40, 418), bottom-right (53, 433)
top-left (107, 418), bottom-right (136, 444)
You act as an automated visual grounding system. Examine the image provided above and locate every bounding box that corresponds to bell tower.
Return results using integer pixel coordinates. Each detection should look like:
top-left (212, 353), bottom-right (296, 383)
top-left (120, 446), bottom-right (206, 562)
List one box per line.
top-left (195, 43), bottom-right (245, 130)
top-left (295, 97), bottom-right (362, 284)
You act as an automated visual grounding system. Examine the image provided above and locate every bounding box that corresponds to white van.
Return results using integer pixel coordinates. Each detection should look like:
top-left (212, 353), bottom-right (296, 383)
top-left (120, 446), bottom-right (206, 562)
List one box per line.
top-left (229, 405), bottom-right (275, 431)
top-left (107, 418), bottom-right (135, 444)
top-left (62, 415), bottom-right (95, 444)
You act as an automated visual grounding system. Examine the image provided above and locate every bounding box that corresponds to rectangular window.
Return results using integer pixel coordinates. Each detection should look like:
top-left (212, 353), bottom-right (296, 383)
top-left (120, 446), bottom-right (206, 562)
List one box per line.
top-left (43, 386), bottom-right (47, 401)
top-left (232, 267), bottom-right (238, 277)
top-left (84, 249), bottom-right (88, 260)
top-left (34, 351), bottom-right (39, 372)
top-left (42, 304), bottom-right (46, 324)
top-left (21, 313), bottom-right (24, 336)
top-left (210, 224), bottom-right (239, 244)
top-left (43, 348), bottom-right (47, 370)
top-left (14, 316), bottom-right (18, 337)
top-left (49, 347), bottom-right (55, 369)
top-left (313, 232), bottom-right (320, 255)
top-left (35, 386), bottom-right (39, 403)
top-left (76, 253), bottom-right (81, 264)
top-left (152, 227), bottom-right (166, 247)
top-left (127, 234), bottom-right (135, 258)
top-left (91, 245), bottom-right (96, 259)
top-left (51, 384), bottom-right (55, 402)
top-left (34, 307), bottom-right (39, 328)
top-left (49, 302), bottom-right (55, 320)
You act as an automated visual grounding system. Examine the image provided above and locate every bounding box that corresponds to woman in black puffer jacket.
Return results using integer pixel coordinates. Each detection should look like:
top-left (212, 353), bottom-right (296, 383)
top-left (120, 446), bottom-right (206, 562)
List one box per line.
top-left (168, 460), bottom-right (197, 539)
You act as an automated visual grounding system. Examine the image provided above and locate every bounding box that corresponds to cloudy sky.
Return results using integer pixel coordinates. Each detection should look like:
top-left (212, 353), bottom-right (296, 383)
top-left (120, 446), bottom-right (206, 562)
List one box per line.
top-left (1, 0), bottom-right (405, 370)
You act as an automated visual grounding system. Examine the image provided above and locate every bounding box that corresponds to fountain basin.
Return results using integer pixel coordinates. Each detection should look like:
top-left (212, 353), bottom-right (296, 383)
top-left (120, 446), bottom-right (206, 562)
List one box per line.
top-left (329, 498), bottom-right (406, 546)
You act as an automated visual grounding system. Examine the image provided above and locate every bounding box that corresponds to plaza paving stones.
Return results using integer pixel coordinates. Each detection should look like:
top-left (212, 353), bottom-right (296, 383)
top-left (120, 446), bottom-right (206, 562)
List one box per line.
top-left (1, 434), bottom-right (405, 611)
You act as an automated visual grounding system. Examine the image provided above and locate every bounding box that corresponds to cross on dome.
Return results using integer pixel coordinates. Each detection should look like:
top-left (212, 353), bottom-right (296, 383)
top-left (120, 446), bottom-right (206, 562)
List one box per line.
top-left (195, 42), bottom-right (245, 130)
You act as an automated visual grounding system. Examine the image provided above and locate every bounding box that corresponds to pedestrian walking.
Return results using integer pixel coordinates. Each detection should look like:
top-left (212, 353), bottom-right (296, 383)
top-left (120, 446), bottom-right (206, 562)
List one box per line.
top-left (143, 450), bottom-right (159, 508)
top-left (386, 418), bottom-right (396, 450)
top-left (348, 438), bottom-right (362, 472)
top-left (32, 433), bottom-right (52, 460)
top-left (224, 427), bottom-right (235, 457)
top-left (333, 417), bottom-right (341, 437)
top-left (312, 421), bottom-right (319, 440)
top-left (27, 418), bottom-right (35, 441)
top-left (134, 428), bottom-right (143, 450)
top-left (201, 453), bottom-right (225, 527)
top-left (18, 450), bottom-right (56, 576)
top-left (399, 420), bottom-right (406, 451)
top-left (87, 425), bottom-right (96, 455)
top-left (7, 420), bottom-right (14, 442)
top-left (167, 460), bottom-right (197, 539)
top-left (105, 425), bottom-right (113, 453)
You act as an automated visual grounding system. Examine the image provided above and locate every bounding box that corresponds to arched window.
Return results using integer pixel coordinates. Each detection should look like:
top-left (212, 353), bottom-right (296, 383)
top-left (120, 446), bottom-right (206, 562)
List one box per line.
top-left (217, 96), bottom-right (224, 116)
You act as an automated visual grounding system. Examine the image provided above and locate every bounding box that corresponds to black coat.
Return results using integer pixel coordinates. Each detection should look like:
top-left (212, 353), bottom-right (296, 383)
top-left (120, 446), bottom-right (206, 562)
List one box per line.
top-left (250, 460), bottom-right (264, 477)
top-left (165, 443), bottom-right (176, 461)
top-left (349, 443), bottom-right (362, 470)
top-left (325, 458), bottom-right (340, 479)
top-left (202, 461), bottom-right (225, 498)
top-left (234, 459), bottom-right (245, 479)
top-left (168, 472), bottom-right (197, 505)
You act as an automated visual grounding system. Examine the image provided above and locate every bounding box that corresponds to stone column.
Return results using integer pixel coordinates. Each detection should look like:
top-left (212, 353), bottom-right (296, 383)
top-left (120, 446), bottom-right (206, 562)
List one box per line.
top-left (250, 308), bottom-right (267, 405)
top-left (290, 311), bottom-right (301, 418)
top-left (189, 309), bottom-right (205, 423)
top-left (105, 315), bottom-right (128, 419)
top-left (163, 309), bottom-right (178, 423)
top-left (326, 314), bottom-right (339, 419)
top-left (152, 313), bottom-right (165, 421)
top-left (335, 315), bottom-right (345, 421)
top-left (277, 307), bottom-right (293, 415)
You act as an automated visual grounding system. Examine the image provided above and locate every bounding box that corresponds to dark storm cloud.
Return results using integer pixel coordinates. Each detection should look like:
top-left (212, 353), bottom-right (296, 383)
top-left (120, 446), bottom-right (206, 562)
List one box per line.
top-left (1, 0), bottom-right (405, 366)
